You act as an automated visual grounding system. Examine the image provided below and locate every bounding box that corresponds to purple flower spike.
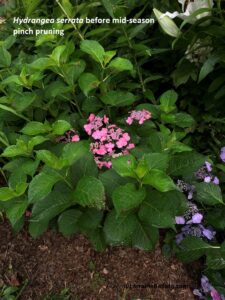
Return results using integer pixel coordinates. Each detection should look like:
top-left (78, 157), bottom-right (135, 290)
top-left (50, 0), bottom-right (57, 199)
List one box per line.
top-left (220, 147), bottom-right (225, 162)
top-left (175, 216), bottom-right (185, 224)
top-left (205, 161), bottom-right (212, 172)
top-left (192, 213), bottom-right (203, 224)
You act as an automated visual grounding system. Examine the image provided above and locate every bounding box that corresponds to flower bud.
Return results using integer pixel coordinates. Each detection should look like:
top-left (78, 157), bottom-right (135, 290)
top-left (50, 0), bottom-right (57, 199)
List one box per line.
top-left (153, 8), bottom-right (181, 38)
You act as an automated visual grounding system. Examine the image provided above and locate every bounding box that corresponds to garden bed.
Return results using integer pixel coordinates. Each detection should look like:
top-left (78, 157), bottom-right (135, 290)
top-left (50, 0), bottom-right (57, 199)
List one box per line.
top-left (1, 1), bottom-right (225, 299)
top-left (0, 221), bottom-right (199, 300)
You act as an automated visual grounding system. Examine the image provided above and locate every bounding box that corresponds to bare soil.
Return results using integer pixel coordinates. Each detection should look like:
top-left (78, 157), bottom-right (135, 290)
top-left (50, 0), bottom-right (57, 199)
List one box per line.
top-left (0, 220), bottom-right (201, 300)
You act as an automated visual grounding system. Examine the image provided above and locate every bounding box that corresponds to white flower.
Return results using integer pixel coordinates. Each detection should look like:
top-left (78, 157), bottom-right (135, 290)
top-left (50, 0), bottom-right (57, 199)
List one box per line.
top-left (160, 0), bottom-right (214, 24)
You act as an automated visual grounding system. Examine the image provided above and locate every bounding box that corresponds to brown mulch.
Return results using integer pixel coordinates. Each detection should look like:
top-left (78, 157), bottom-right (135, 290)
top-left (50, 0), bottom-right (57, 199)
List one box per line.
top-left (0, 220), bottom-right (201, 300)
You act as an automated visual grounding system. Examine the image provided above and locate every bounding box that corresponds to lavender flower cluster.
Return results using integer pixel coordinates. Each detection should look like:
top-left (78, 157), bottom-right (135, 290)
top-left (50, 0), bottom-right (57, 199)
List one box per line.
top-left (177, 179), bottom-right (195, 200)
top-left (175, 196), bottom-right (215, 244)
top-left (193, 275), bottom-right (225, 300)
top-left (175, 160), bottom-right (219, 244)
top-left (195, 161), bottom-right (219, 185)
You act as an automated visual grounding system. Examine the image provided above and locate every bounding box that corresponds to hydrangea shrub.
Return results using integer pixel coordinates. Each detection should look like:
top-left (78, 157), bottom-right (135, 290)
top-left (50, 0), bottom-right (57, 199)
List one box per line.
top-left (0, 0), bottom-right (225, 299)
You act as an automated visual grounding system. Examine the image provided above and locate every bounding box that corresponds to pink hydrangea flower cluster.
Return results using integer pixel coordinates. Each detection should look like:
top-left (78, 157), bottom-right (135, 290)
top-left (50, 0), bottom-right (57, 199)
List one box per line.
top-left (84, 114), bottom-right (135, 169)
top-left (126, 109), bottom-right (152, 125)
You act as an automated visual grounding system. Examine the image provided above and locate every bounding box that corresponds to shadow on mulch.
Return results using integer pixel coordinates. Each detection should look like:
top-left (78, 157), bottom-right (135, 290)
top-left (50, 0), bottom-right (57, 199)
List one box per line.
top-left (0, 220), bottom-right (202, 300)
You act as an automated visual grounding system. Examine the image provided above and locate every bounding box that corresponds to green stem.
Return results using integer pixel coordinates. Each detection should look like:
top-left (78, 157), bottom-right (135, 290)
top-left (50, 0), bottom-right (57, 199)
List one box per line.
top-left (58, 173), bottom-right (73, 189)
top-left (0, 168), bottom-right (7, 183)
top-left (210, 130), bottom-right (221, 147)
top-left (106, 106), bottom-right (111, 119)
top-left (56, 0), bottom-right (84, 40)
top-left (15, 279), bottom-right (29, 300)
top-left (63, 178), bottom-right (73, 189)
top-left (217, 0), bottom-right (224, 20)
top-left (102, 74), bottom-right (111, 82)
top-left (72, 91), bottom-right (84, 118)
top-left (57, 66), bottom-right (84, 118)
top-left (0, 137), bottom-right (9, 147)
top-left (134, 55), bottom-right (146, 93)
top-left (122, 25), bottom-right (145, 93)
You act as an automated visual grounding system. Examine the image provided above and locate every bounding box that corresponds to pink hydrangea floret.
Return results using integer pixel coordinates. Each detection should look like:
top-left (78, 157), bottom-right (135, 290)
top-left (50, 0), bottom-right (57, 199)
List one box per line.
top-left (56, 129), bottom-right (80, 143)
top-left (71, 134), bottom-right (80, 142)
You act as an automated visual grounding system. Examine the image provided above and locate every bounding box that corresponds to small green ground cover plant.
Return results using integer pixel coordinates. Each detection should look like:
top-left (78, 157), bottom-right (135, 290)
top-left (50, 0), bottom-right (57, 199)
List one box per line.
top-left (1, 0), bottom-right (225, 299)
top-left (0, 280), bottom-right (28, 300)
